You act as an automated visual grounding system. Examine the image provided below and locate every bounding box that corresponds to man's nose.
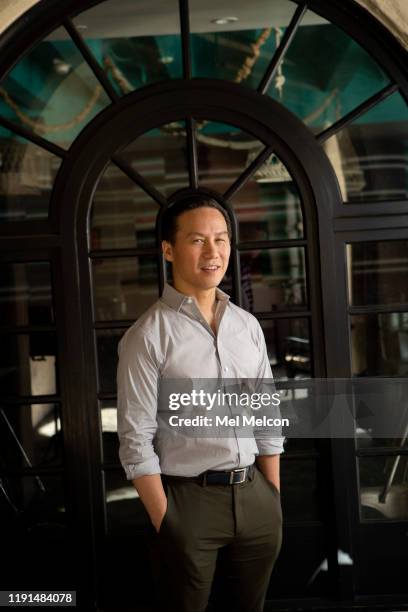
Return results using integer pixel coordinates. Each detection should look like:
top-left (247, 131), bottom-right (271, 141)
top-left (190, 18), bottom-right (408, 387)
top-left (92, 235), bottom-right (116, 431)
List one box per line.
top-left (203, 240), bottom-right (218, 257)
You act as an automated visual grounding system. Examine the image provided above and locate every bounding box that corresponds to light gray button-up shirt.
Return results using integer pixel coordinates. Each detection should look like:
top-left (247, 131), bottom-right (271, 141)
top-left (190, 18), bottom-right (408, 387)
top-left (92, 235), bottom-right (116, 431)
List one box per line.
top-left (117, 283), bottom-right (284, 480)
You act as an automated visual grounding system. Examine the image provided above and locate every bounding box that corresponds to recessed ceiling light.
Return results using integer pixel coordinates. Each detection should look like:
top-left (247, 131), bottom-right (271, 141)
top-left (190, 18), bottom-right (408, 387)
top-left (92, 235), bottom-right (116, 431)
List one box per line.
top-left (76, 24), bottom-right (88, 31)
top-left (211, 16), bottom-right (239, 25)
top-left (53, 58), bottom-right (71, 75)
top-left (160, 56), bottom-right (174, 64)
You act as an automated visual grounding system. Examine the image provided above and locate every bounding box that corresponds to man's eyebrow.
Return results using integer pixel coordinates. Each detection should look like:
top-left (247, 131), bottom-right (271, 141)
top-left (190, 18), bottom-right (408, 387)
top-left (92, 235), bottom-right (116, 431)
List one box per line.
top-left (186, 231), bottom-right (229, 237)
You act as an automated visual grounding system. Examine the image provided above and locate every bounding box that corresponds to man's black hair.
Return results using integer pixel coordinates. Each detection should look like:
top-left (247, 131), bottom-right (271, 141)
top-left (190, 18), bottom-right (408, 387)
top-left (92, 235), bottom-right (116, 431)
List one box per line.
top-left (161, 195), bottom-right (232, 244)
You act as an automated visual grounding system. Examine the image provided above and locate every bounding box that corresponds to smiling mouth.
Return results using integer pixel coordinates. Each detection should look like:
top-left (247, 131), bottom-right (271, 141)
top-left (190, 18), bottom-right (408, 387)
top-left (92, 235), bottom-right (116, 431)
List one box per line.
top-left (200, 265), bottom-right (221, 272)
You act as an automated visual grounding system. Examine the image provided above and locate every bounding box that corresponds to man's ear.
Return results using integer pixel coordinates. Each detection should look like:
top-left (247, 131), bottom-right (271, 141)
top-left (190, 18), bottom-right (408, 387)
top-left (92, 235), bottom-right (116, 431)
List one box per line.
top-left (162, 240), bottom-right (174, 262)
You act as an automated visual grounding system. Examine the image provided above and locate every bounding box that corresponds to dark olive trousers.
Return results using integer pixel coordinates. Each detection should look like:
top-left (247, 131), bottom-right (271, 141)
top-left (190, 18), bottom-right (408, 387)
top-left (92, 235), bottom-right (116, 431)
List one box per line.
top-left (149, 463), bottom-right (282, 612)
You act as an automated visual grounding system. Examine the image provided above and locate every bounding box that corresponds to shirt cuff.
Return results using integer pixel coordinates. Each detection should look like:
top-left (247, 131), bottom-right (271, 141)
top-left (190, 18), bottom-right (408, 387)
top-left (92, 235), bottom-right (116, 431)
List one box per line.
top-left (256, 437), bottom-right (286, 455)
top-left (122, 455), bottom-right (162, 480)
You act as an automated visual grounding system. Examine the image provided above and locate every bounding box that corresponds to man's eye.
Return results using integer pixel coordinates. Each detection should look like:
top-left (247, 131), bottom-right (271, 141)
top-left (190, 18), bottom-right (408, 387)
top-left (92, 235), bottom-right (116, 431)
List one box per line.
top-left (216, 239), bottom-right (226, 243)
top-left (193, 238), bottom-right (204, 243)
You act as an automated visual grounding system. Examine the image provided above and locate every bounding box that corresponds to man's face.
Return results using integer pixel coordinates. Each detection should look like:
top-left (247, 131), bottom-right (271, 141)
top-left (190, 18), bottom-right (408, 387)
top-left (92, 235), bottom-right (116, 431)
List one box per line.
top-left (162, 207), bottom-right (231, 294)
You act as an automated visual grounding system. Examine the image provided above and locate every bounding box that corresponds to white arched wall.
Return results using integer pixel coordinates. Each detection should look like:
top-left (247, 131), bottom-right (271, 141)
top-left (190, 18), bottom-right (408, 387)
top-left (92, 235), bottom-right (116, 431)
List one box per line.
top-left (356, 0), bottom-right (408, 49)
top-left (0, 0), bottom-right (40, 35)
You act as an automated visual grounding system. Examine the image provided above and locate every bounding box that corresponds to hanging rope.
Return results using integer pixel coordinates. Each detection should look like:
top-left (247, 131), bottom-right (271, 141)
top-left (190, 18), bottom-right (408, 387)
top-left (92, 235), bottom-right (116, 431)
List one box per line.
top-left (0, 29), bottom-right (339, 142)
top-left (0, 83), bottom-right (103, 135)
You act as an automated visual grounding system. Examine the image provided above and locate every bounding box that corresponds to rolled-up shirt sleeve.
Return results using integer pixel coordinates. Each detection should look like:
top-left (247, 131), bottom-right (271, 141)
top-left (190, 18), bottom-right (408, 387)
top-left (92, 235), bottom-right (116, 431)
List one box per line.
top-left (254, 321), bottom-right (285, 456)
top-left (117, 327), bottom-right (162, 480)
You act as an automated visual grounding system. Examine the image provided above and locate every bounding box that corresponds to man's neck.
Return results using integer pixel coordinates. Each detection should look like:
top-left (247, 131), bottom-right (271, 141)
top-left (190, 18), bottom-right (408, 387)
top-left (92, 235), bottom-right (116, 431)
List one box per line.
top-left (172, 282), bottom-right (217, 316)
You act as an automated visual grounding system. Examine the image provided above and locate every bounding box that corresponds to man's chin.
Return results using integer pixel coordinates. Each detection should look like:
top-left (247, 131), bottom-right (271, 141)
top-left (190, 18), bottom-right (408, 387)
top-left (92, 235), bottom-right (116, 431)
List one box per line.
top-left (197, 273), bottom-right (224, 290)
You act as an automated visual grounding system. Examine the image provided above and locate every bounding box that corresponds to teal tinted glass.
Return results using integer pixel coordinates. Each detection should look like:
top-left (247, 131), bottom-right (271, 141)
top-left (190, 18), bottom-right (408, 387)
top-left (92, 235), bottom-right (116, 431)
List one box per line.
top-left (73, 0), bottom-right (182, 96)
top-left (265, 11), bottom-right (390, 132)
top-left (190, 0), bottom-right (296, 86)
top-left (0, 26), bottom-right (111, 149)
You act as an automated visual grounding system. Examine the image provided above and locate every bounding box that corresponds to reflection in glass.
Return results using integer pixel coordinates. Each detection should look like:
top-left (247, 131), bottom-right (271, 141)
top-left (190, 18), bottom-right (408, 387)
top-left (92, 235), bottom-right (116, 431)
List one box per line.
top-left (190, 0), bottom-right (296, 87)
top-left (92, 257), bottom-right (159, 321)
top-left (0, 474), bottom-right (64, 516)
top-left (325, 92), bottom-right (408, 203)
top-left (359, 455), bottom-right (408, 520)
top-left (356, 435), bottom-right (408, 451)
top-left (96, 329), bottom-right (125, 394)
top-left (120, 123), bottom-right (189, 198)
top-left (0, 333), bottom-right (57, 397)
top-left (240, 247), bottom-right (307, 313)
top-left (73, 0), bottom-right (182, 95)
top-left (347, 241), bottom-right (408, 307)
top-left (280, 458), bottom-right (320, 521)
top-left (100, 400), bottom-right (119, 464)
top-left (90, 164), bottom-right (159, 250)
top-left (259, 318), bottom-right (311, 380)
top-left (0, 262), bottom-right (53, 326)
top-left (0, 135), bottom-right (62, 222)
top-left (351, 312), bottom-right (408, 376)
top-left (0, 27), bottom-right (110, 148)
top-left (229, 152), bottom-right (304, 241)
top-left (105, 470), bottom-right (149, 534)
top-left (265, 12), bottom-right (389, 132)
top-left (0, 403), bottom-right (62, 469)
top-left (197, 121), bottom-right (262, 193)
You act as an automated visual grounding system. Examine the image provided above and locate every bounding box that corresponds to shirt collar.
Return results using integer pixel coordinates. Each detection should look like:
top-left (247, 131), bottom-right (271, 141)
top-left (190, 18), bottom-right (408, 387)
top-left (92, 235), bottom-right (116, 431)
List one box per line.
top-left (161, 283), bottom-right (230, 312)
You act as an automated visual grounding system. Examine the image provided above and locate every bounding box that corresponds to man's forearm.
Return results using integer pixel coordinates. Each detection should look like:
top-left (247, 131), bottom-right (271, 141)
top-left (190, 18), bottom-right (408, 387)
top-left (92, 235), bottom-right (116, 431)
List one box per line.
top-left (132, 473), bottom-right (167, 531)
top-left (255, 454), bottom-right (280, 491)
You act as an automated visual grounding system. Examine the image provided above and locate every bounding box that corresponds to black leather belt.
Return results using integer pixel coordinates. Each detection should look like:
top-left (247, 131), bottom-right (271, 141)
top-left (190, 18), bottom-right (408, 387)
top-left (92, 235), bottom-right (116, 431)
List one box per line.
top-left (162, 464), bottom-right (255, 486)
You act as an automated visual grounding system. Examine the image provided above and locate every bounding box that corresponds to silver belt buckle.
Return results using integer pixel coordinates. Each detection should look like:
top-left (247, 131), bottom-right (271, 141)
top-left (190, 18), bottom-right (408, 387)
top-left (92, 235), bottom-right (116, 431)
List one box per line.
top-left (230, 467), bottom-right (246, 484)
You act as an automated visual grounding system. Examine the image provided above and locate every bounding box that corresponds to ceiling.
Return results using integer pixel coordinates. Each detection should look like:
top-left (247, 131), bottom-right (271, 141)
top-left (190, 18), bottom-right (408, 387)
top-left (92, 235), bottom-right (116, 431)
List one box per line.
top-left (0, 1), bottom-right (407, 47)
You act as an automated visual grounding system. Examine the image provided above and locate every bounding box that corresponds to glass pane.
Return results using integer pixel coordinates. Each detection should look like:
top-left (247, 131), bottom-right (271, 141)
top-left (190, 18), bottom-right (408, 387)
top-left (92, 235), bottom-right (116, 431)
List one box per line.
top-left (92, 256), bottom-right (159, 321)
top-left (90, 163), bottom-right (159, 250)
top-left (229, 151), bottom-right (304, 240)
top-left (100, 399), bottom-right (119, 464)
top-left (0, 26), bottom-right (111, 149)
top-left (0, 262), bottom-right (53, 326)
top-left (239, 246), bottom-right (307, 313)
top-left (96, 329), bottom-right (125, 394)
top-left (0, 135), bottom-right (62, 222)
top-left (105, 470), bottom-right (149, 534)
top-left (190, 0), bottom-right (297, 87)
top-left (265, 11), bottom-right (389, 132)
top-left (73, 0), bottom-right (182, 96)
top-left (356, 435), bottom-right (408, 451)
top-left (0, 403), bottom-right (62, 469)
top-left (359, 455), bottom-right (408, 521)
top-left (280, 458), bottom-right (320, 521)
top-left (0, 333), bottom-right (58, 397)
top-left (351, 312), bottom-right (408, 376)
top-left (259, 318), bottom-right (311, 380)
top-left (197, 121), bottom-right (263, 193)
top-left (0, 474), bottom-right (65, 518)
top-left (120, 123), bottom-right (189, 198)
top-left (347, 241), bottom-right (408, 307)
top-left (324, 92), bottom-right (408, 203)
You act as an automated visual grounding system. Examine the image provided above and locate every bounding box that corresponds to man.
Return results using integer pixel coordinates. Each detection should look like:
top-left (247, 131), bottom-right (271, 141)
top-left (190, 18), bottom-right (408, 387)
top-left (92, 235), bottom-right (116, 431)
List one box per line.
top-left (117, 194), bottom-right (284, 612)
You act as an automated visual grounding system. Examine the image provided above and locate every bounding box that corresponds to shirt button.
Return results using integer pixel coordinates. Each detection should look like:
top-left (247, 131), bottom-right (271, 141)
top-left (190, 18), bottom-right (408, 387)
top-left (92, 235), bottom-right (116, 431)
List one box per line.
top-left (187, 298), bottom-right (192, 304)
top-left (224, 366), bottom-right (229, 372)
